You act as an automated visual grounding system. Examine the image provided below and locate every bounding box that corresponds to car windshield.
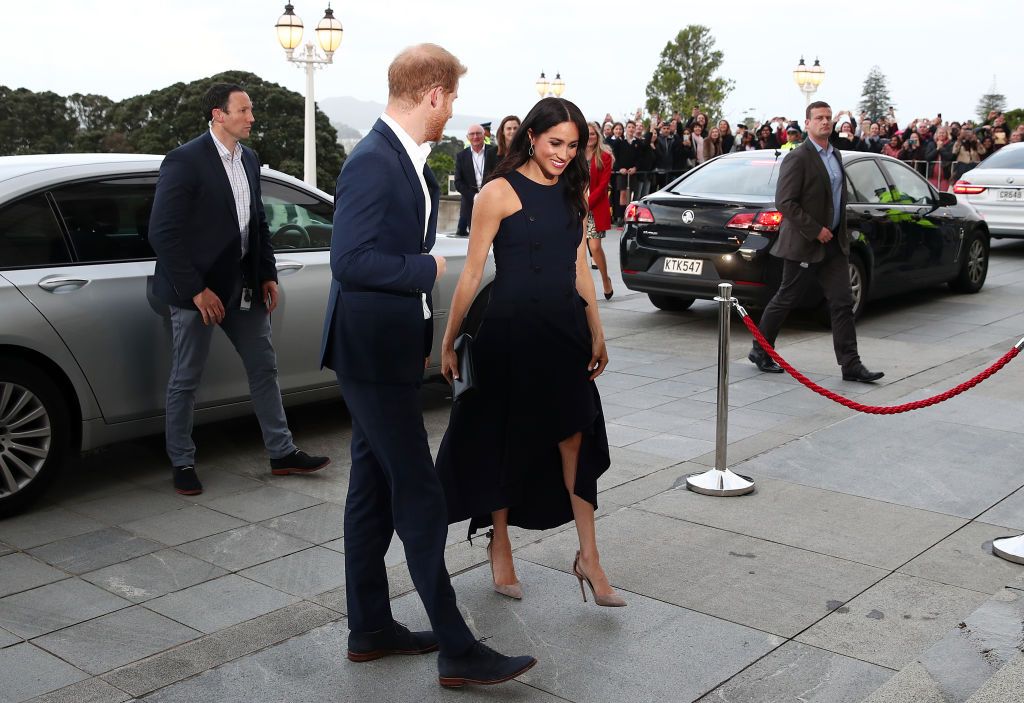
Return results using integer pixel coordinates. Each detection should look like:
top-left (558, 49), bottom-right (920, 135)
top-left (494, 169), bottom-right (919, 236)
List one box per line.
top-left (977, 147), bottom-right (1024, 170)
top-left (669, 156), bottom-right (783, 197)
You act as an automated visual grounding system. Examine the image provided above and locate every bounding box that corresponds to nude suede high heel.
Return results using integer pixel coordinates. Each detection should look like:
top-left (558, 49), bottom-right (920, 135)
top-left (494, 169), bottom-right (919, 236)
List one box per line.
top-left (573, 550), bottom-right (626, 607)
top-left (486, 530), bottom-right (523, 600)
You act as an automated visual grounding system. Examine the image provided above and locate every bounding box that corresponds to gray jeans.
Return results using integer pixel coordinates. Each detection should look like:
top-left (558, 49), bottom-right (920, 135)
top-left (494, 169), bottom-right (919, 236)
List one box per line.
top-left (166, 305), bottom-right (295, 467)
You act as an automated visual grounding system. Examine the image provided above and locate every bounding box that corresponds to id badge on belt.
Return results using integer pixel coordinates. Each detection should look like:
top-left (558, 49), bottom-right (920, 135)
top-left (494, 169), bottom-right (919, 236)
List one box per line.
top-left (240, 287), bottom-right (253, 311)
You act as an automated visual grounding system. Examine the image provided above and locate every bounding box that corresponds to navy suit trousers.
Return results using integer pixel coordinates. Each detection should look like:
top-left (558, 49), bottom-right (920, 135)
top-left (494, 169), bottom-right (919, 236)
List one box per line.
top-left (339, 377), bottom-right (475, 656)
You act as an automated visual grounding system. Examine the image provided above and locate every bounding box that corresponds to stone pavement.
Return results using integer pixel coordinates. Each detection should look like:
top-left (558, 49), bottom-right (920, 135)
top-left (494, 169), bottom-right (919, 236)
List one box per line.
top-left (2, 239), bottom-right (1024, 703)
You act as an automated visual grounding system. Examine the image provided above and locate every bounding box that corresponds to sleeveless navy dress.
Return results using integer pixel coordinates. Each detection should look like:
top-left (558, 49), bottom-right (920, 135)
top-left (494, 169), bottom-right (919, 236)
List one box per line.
top-left (435, 170), bottom-right (611, 537)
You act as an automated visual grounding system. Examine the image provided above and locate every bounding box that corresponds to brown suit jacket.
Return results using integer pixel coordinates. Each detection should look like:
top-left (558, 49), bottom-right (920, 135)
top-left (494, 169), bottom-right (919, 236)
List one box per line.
top-left (771, 138), bottom-right (849, 263)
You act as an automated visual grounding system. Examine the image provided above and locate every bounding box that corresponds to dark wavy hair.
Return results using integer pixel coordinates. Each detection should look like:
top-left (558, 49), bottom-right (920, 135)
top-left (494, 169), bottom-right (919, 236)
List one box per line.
top-left (496, 114), bottom-right (520, 157)
top-left (489, 97), bottom-right (589, 217)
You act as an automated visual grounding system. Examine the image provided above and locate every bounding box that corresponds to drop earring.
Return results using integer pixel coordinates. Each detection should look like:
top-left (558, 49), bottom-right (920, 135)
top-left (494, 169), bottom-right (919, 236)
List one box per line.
top-left (529, 143), bottom-right (535, 157)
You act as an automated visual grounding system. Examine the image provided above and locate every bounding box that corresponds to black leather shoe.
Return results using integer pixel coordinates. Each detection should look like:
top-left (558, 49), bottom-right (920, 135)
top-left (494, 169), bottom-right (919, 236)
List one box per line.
top-left (270, 449), bottom-right (330, 476)
top-left (748, 349), bottom-right (783, 374)
top-left (172, 465), bottom-right (202, 496)
top-left (437, 640), bottom-right (537, 688)
top-left (347, 621), bottom-right (439, 662)
top-left (842, 365), bottom-right (884, 383)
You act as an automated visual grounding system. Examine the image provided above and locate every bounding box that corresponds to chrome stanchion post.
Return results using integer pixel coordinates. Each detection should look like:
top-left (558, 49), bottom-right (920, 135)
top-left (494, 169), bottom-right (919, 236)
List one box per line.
top-left (992, 535), bottom-right (1024, 565)
top-left (685, 283), bottom-right (756, 496)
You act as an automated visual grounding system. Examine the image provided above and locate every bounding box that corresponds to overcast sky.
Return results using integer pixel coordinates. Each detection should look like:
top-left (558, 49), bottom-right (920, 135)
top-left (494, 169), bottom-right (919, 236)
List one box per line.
top-left (4, 0), bottom-right (1022, 131)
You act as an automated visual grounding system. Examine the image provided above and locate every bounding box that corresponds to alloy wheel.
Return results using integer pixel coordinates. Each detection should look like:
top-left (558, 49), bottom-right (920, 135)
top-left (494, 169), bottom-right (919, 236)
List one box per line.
top-left (0, 382), bottom-right (51, 498)
top-left (966, 239), bottom-right (986, 285)
top-left (849, 262), bottom-right (864, 314)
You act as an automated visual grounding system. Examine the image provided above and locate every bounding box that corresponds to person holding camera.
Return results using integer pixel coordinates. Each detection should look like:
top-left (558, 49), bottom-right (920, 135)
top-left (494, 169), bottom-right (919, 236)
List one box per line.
top-left (952, 128), bottom-right (987, 181)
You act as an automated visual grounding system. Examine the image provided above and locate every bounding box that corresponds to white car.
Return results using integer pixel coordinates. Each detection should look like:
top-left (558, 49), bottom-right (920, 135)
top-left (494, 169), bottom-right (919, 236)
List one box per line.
top-left (0, 154), bottom-right (495, 514)
top-left (953, 142), bottom-right (1024, 238)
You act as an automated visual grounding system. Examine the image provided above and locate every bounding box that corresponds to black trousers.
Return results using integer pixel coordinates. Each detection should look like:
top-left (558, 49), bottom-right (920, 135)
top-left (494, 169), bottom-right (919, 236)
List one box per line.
top-left (339, 377), bottom-right (475, 656)
top-left (456, 192), bottom-right (476, 235)
top-left (754, 248), bottom-right (861, 370)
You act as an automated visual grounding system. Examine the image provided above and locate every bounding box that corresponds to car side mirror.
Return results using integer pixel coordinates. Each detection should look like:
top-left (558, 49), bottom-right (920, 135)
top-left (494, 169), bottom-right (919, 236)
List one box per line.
top-left (937, 191), bottom-right (957, 207)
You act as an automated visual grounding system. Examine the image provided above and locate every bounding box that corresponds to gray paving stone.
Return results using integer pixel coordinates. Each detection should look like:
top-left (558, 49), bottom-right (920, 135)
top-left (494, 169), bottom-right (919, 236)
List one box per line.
top-left (638, 479), bottom-right (966, 570)
top-left (22, 676), bottom-right (132, 703)
top-left (899, 522), bottom-right (1024, 594)
top-left (33, 606), bottom-right (201, 675)
top-left (27, 528), bottom-right (161, 575)
top-left (239, 547), bottom-right (345, 598)
top-left (600, 387), bottom-right (679, 410)
top-left (689, 429), bottom-right (800, 469)
top-left (201, 486), bottom-right (321, 523)
top-left (0, 625), bottom-right (19, 647)
top-left (81, 550), bottom-right (227, 603)
top-left (0, 553), bottom-right (67, 598)
top-left (259, 502), bottom-right (345, 544)
top-left (603, 422), bottom-right (659, 447)
top-left (120, 506), bottom-right (245, 548)
top-left (145, 574), bottom-right (300, 634)
top-left (0, 509), bottom-right (105, 550)
top-left (796, 573), bottom-right (991, 669)
top-left (68, 489), bottom-right (189, 525)
top-left (615, 406), bottom-right (715, 435)
top-left (624, 433), bottom-right (715, 462)
top-left (905, 588), bottom-right (1024, 702)
top-left (597, 446), bottom-right (679, 492)
top-left (977, 487), bottom-right (1024, 530)
top-left (0, 578), bottom-right (131, 639)
top-left (690, 376), bottom-right (800, 407)
top-left (0, 642), bottom-right (88, 703)
top-left (616, 357), bottom-right (707, 379)
top-left (137, 621), bottom-right (552, 703)
top-left (594, 370), bottom-right (658, 392)
top-left (965, 651), bottom-right (1024, 703)
top-left (517, 507), bottom-right (887, 637)
top-left (695, 641), bottom-right (894, 702)
top-left (860, 660), bottom-right (951, 703)
top-left (0, 542), bottom-right (10, 557)
top-left (100, 601), bottom-right (337, 697)
top-left (598, 463), bottom-right (699, 509)
top-left (176, 524), bottom-right (312, 572)
top-left (738, 416), bottom-right (1024, 519)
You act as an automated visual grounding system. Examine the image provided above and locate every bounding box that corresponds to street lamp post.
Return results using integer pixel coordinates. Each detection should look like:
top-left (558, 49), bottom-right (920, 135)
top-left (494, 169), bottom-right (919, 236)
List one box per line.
top-left (275, 3), bottom-right (343, 186)
top-left (792, 57), bottom-right (825, 107)
top-left (535, 71), bottom-right (566, 98)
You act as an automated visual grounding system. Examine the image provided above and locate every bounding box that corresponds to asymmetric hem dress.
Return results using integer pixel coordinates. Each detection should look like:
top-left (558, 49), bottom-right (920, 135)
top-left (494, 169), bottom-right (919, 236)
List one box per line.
top-left (435, 170), bottom-right (611, 538)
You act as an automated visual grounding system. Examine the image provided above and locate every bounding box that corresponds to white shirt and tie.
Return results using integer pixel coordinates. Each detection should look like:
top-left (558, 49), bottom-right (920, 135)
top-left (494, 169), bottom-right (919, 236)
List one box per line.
top-left (380, 112), bottom-right (434, 319)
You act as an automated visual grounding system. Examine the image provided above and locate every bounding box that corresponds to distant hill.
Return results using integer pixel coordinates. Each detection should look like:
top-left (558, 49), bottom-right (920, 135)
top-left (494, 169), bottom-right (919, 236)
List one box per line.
top-left (330, 121), bottom-right (361, 140)
top-left (319, 95), bottom-right (494, 134)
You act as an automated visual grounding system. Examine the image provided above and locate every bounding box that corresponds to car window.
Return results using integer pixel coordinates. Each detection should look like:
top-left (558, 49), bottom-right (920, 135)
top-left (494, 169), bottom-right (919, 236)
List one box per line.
top-left (977, 147), bottom-right (1024, 170)
top-left (880, 161), bottom-right (932, 205)
top-left (50, 178), bottom-right (157, 262)
top-left (0, 194), bottom-right (72, 269)
top-left (261, 180), bottom-right (333, 250)
top-left (669, 156), bottom-right (782, 197)
top-left (845, 160), bottom-right (891, 204)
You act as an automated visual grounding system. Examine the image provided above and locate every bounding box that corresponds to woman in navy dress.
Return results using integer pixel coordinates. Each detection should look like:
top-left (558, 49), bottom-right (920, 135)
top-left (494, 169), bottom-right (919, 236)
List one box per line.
top-left (435, 98), bottom-right (625, 607)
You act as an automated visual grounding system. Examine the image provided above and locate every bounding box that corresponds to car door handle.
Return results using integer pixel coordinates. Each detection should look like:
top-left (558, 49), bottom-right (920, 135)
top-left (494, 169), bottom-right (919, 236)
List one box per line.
top-left (275, 261), bottom-right (305, 275)
top-left (38, 276), bottom-right (90, 293)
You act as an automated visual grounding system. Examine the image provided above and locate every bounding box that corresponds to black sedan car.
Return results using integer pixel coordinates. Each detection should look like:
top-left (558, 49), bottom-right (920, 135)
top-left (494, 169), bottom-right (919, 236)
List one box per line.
top-left (620, 150), bottom-right (989, 316)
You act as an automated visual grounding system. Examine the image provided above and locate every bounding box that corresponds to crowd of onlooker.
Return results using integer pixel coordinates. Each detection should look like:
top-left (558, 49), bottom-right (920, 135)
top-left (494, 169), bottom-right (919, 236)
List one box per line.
top-left (589, 107), bottom-right (1023, 224)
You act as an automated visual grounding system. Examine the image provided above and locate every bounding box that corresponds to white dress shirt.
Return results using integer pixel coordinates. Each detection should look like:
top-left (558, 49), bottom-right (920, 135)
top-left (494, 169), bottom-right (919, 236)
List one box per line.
top-left (209, 129), bottom-right (251, 257)
top-left (470, 146), bottom-right (486, 189)
top-left (379, 112), bottom-right (434, 318)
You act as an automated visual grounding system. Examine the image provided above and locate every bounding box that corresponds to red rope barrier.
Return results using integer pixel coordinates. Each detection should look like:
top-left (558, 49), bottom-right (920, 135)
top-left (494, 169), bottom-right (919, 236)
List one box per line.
top-left (739, 313), bottom-right (1021, 415)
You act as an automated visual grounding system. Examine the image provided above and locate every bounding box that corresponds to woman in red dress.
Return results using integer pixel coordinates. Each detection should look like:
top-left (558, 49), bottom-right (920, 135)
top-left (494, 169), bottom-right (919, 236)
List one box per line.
top-left (586, 121), bottom-right (614, 299)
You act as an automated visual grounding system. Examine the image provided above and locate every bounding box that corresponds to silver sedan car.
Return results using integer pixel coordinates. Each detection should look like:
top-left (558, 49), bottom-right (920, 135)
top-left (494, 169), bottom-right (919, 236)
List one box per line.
top-left (952, 142), bottom-right (1024, 238)
top-left (0, 154), bottom-right (495, 514)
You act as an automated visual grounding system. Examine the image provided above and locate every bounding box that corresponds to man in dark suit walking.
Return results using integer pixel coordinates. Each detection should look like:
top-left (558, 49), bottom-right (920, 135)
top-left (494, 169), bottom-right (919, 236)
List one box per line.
top-left (321, 44), bottom-right (535, 688)
top-left (148, 83), bottom-right (329, 496)
top-left (749, 100), bottom-right (884, 383)
top-left (453, 124), bottom-right (497, 236)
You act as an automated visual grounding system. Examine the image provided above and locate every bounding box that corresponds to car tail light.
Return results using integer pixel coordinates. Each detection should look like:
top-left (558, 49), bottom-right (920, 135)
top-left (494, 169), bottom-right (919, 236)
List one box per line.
top-left (752, 210), bottom-right (783, 232)
top-left (726, 210), bottom-right (783, 233)
top-left (953, 181), bottom-right (986, 195)
top-left (725, 213), bottom-right (755, 229)
top-left (624, 202), bottom-right (655, 223)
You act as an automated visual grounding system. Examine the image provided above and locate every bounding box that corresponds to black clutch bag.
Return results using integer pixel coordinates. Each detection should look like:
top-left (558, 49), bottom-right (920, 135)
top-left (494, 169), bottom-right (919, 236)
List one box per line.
top-left (452, 333), bottom-right (476, 401)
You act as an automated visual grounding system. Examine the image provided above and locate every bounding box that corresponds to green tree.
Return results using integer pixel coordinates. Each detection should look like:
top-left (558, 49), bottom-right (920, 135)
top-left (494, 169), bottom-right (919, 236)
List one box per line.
top-left (644, 25), bottom-right (734, 119)
top-left (67, 93), bottom-right (115, 151)
top-left (427, 151), bottom-right (455, 194)
top-left (1002, 108), bottom-right (1024, 130)
top-left (977, 91), bottom-right (1007, 123)
top-left (857, 66), bottom-right (893, 121)
top-left (0, 86), bottom-right (78, 155)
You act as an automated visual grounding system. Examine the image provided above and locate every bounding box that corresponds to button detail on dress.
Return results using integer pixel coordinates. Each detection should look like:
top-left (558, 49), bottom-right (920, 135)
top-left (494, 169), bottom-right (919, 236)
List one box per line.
top-left (533, 265), bottom-right (542, 273)
top-left (528, 215), bottom-right (536, 222)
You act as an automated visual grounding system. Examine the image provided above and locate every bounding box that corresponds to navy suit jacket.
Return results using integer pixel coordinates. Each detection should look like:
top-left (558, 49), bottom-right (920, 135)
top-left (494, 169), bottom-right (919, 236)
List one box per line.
top-left (453, 145), bottom-right (497, 196)
top-left (320, 118), bottom-right (440, 384)
top-left (149, 132), bottom-right (277, 308)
